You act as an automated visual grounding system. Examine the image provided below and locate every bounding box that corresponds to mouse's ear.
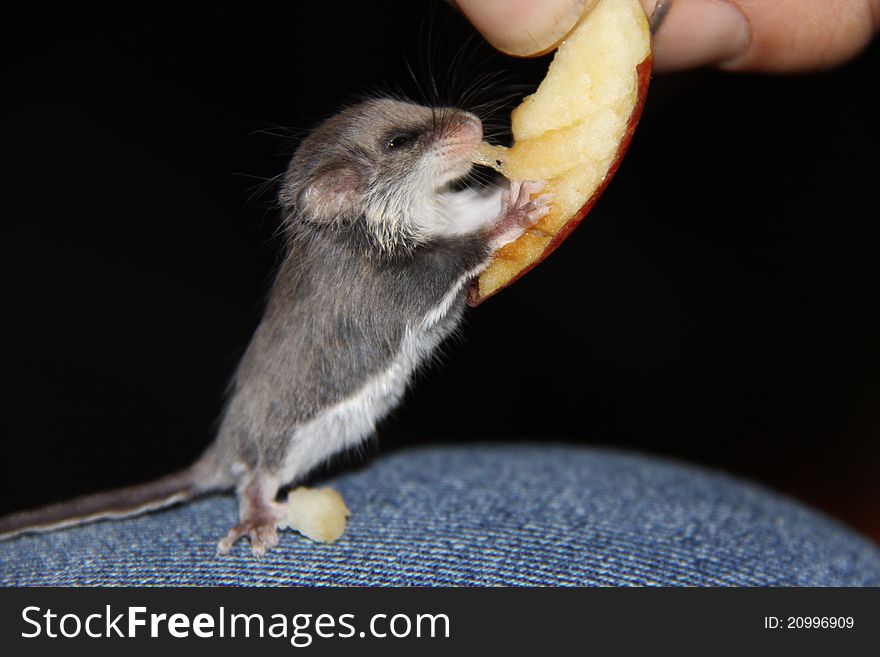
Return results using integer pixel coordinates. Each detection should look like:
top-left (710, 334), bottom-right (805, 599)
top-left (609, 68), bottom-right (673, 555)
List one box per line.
top-left (295, 164), bottom-right (362, 223)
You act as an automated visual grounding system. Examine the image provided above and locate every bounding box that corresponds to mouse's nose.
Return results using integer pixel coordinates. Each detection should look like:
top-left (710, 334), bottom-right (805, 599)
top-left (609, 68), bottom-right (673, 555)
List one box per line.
top-left (462, 113), bottom-right (482, 132)
top-left (458, 113), bottom-right (483, 143)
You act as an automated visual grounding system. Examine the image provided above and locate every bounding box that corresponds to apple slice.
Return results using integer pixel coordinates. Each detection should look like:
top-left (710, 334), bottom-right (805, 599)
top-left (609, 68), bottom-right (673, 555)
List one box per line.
top-left (468, 0), bottom-right (652, 305)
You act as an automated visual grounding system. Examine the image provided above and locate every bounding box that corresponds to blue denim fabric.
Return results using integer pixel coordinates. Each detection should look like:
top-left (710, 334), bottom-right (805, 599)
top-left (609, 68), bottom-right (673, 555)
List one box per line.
top-left (1, 445), bottom-right (878, 586)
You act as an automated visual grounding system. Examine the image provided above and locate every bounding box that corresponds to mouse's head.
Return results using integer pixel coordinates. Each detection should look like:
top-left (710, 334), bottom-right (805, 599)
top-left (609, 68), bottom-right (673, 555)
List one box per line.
top-left (280, 98), bottom-right (482, 252)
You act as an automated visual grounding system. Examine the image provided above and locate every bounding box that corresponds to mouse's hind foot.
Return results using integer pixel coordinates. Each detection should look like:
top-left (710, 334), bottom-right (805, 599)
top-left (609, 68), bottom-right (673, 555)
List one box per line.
top-left (216, 474), bottom-right (286, 557)
top-left (217, 519), bottom-right (283, 557)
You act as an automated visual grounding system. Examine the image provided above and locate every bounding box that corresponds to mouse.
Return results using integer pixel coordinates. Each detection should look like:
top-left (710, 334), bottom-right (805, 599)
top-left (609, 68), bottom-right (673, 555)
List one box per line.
top-left (0, 98), bottom-right (549, 555)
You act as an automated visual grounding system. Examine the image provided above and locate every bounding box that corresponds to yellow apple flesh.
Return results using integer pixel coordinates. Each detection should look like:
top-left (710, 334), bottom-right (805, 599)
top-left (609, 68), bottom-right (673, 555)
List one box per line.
top-left (469, 0), bottom-right (652, 305)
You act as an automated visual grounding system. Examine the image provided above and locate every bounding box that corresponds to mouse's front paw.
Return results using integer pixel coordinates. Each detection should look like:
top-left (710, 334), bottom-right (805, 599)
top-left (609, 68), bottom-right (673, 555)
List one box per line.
top-left (488, 180), bottom-right (551, 250)
top-left (502, 180), bottom-right (551, 229)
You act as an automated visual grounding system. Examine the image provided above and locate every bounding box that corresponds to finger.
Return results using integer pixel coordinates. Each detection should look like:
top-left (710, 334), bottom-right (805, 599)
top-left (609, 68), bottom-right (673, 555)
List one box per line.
top-left (453, 0), bottom-right (598, 57)
top-left (641, 0), bottom-right (750, 72)
top-left (643, 0), bottom-right (880, 73)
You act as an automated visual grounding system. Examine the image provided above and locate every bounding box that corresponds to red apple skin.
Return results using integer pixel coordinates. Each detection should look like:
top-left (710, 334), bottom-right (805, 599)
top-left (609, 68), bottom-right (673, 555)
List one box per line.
top-left (468, 54), bottom-right (653, 307)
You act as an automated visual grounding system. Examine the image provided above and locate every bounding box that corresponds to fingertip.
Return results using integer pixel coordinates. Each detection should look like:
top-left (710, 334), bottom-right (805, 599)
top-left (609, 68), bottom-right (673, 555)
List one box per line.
top-left (649, 0), bottom-right (880, 73)
top-left (720, 0), bottom-right (880, 73)
top-left (454, 0), bottom-right (598, 57)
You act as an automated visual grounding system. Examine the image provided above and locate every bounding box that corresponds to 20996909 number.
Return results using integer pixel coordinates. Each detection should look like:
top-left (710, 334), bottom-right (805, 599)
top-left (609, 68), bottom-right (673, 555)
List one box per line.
top-left (764, 616), bottom-right (854, 629)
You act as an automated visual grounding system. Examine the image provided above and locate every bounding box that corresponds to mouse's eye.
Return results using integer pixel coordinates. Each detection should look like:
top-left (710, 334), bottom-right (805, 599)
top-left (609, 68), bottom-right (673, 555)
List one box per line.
top-left (385, 133), bottom-right (416, 152)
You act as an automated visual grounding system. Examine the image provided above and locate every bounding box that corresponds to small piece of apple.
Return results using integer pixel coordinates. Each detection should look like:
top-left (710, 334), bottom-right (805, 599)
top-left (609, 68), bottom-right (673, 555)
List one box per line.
top-left (281, 486), bottom-right (350, 544)
top-left (469, 0), bottom-right (652, 305)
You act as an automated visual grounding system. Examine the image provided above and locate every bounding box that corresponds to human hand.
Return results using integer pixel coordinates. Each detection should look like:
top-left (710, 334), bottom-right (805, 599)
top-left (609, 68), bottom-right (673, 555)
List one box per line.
top-left (453, 0), bottom-right (880, 72)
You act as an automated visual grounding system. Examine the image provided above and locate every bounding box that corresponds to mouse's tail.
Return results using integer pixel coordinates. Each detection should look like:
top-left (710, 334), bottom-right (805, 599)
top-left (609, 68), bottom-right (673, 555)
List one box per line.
top-left (0, 458), bottom-right (227, 541)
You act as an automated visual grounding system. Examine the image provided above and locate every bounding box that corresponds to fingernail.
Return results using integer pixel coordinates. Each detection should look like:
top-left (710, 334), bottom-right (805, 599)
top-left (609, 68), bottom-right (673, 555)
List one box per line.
top-left (456, 0), bottom-right (598, 57)
top-left (648, 0), bottom-right (673, 34)
top-left (651, 0), bottom-right (751, 72)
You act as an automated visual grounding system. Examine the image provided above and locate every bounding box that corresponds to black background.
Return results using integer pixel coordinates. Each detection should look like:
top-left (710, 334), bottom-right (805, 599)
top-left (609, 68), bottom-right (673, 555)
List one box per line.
top-left (1, 1), bottom-right (878, 542)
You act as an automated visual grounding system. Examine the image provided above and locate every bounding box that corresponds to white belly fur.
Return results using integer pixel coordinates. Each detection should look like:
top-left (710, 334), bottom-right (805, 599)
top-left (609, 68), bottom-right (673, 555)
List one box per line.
top-left (277, 263), bottom-right (485, 485)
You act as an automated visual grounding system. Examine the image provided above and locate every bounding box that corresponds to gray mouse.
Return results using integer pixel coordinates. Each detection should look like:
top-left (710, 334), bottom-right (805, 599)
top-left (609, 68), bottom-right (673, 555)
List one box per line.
top-left (0, 98), bottom-right (548, 555)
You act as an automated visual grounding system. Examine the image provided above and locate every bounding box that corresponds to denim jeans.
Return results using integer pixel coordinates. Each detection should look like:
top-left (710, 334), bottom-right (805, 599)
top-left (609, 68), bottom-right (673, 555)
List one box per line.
top-left (1, 445), bottom-right (878, 585)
